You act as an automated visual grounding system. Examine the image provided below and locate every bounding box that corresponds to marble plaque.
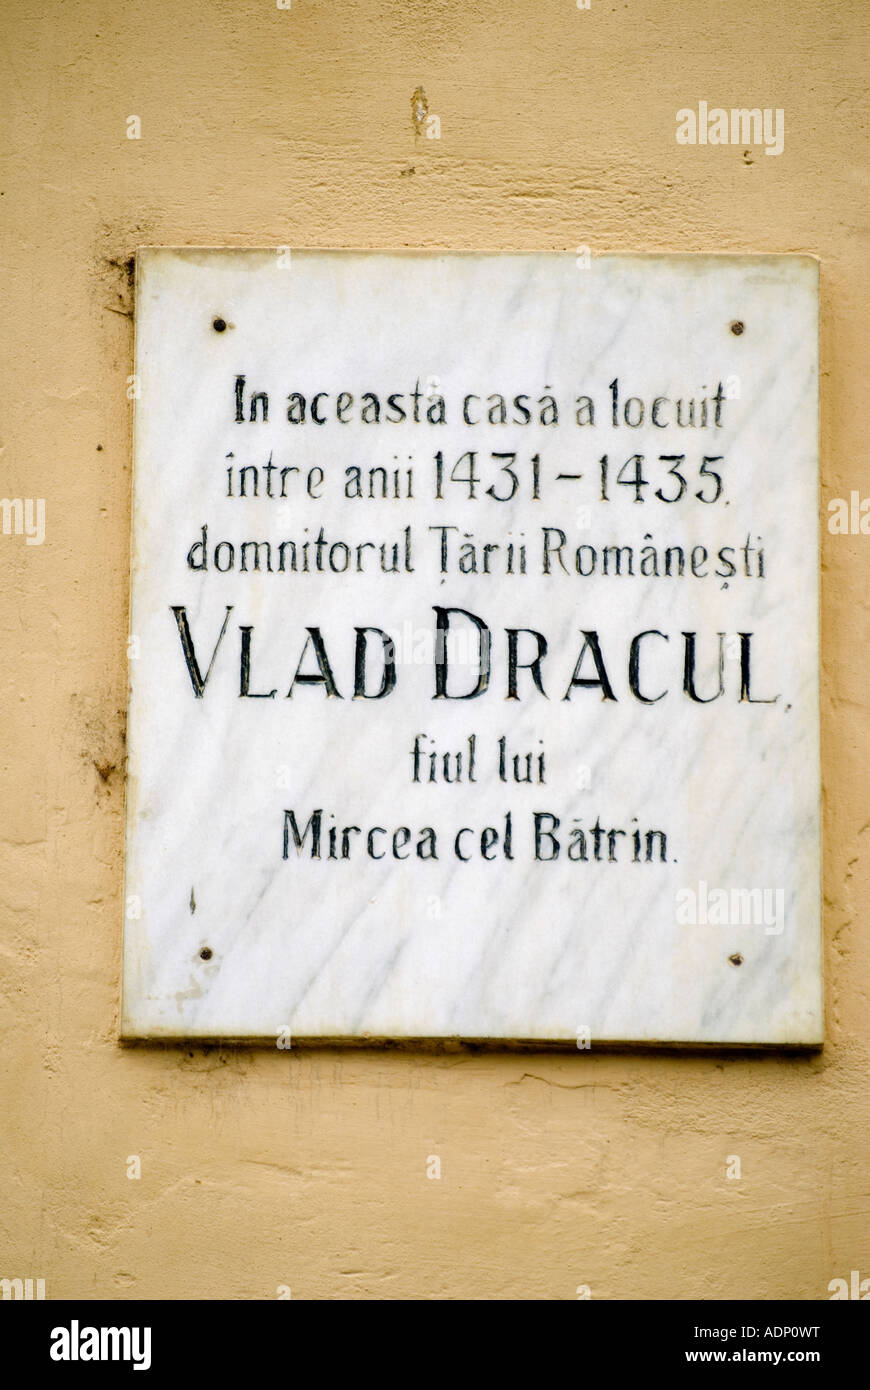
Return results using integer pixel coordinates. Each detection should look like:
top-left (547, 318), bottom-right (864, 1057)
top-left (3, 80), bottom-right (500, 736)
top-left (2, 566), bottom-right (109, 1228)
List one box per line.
top-left (122, 250), bottom-right (821, 1044)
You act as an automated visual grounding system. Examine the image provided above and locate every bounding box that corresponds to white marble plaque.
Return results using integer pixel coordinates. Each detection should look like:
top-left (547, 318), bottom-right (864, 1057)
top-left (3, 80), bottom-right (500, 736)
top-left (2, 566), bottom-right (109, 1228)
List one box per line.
top-left (122, 250), bottom-right (821, 1044)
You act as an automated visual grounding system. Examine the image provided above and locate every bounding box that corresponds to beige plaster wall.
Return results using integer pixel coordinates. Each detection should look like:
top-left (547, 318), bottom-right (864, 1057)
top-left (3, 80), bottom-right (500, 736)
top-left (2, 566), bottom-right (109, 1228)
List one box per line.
top-left (1, 0), bottom-right (867, 1299)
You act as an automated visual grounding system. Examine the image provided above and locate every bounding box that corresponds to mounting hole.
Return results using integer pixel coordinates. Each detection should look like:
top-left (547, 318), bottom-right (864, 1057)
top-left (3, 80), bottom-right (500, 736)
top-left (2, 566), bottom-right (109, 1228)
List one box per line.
top-left (212, 317), bottom-right (227, 333)
top-left (728, 952), bottom-right (744, 967)
top-left (199, 946), bottom-right (213, 961)
top-left (730, 320), bottom-right (744, 336)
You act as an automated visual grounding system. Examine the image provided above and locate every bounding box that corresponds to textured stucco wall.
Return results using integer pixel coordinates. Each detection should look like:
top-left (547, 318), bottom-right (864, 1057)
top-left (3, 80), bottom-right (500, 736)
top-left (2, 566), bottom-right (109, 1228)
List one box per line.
top-left (1, 0), bottom-right (868, 1299)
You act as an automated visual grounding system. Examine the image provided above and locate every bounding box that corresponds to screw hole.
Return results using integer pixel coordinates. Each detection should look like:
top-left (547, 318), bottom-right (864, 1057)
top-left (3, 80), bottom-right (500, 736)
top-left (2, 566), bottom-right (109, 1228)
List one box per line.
top-left (212, 317), bottom-right (227, 333)
top-left (728, 952), bottom-right (744, 967)
top-left (730, 320), bottom-right (744, 336)
top-left (199, 946), bottom-right (213, 961)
